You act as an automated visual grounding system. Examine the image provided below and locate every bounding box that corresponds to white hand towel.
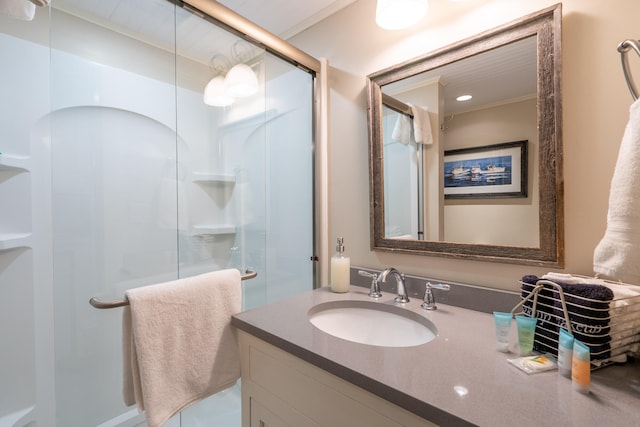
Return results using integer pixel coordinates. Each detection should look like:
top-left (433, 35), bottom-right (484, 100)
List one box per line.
top-left (594, 99), bottom-right (640, 284)
top-left (391, 112), bottom-right (412, 145)
top-left (410, 104), bottom-right (433, 145)
top-left (122, 269), bottom-right (242, 427)
top-left (0, 0), bottom-right (35, 20)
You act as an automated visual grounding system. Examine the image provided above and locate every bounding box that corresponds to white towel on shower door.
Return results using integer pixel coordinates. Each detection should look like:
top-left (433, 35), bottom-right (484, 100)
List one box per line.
top-left (594, 99), bottom-right (640, 284)
top-left (392, 112), bottom-right (412, 145)
top-left (411, 104), bottom-right (433, 145)
top-left (122, 269), bottom-right (242, 427)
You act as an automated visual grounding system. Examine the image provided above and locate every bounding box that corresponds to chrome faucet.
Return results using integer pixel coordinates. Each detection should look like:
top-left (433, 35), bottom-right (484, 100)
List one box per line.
top-left (358, 270), bottom-right (382, 298)
top-left (379, 267), bottom-right (409, 303)
top-left (421, 282), bottom-right (450, 310)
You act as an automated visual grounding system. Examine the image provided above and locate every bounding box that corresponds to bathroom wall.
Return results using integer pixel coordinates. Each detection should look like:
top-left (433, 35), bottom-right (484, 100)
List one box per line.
top-left (292, 0), bottom-right (640, 290)
top-left (444, 98), bottom-right (539, 246)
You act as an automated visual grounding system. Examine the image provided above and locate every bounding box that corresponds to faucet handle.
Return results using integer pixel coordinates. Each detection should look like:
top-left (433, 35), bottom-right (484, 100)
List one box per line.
top-left (358, 270), bottom-right (382, 298)
top-left (421, 282), bottom-right (450, 311)
top-left (358, 270), bottom-right (376, 279)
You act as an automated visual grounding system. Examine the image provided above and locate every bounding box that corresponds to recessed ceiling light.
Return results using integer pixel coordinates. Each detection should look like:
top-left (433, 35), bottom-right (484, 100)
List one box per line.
top-left (456, 94), bottom-right (472, 102)
top-left (454, 385), bottom-right (469, 397)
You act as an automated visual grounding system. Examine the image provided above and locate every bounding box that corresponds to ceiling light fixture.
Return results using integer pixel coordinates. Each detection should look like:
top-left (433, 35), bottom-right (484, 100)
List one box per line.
top-left (456, 94), bottom-right (473, 101)
top-left (224, 63), bottom-right (259, 98)
top-left (203, 43), bottom-right (260, 107)
top-left (376, 0), bottom-right (428, 30)
top-left (204, 55), bottom-right (234, 107)
top-left (204, 76), bottom-right (234, 107)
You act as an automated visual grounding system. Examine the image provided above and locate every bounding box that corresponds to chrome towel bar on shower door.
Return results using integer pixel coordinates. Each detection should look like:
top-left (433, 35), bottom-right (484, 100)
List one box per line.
top-left (88, 269), bottom-right (257, 309)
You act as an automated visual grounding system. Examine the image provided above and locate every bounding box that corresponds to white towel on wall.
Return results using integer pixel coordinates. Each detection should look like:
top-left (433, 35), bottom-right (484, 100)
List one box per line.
top-left (410, 104), bottom-right (433, 145)
top-left (594, 99), bottom-right (640, 284)
top-left (122, 269), bottom-right (242, 427)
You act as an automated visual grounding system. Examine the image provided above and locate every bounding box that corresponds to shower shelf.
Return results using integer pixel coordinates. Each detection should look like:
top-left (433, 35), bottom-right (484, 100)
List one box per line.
top-left (0, 233), bottom-right (32, 251)
top-left (0, 154), bottom-right (30, 172)
top-left (190, 225), bottom-right (236, 236)
top-left (192, 172), bottom-right (236, 184)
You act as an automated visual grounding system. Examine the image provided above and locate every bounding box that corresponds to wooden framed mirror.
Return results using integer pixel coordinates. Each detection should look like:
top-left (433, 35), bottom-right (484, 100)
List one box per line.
top-left (366, 4), bottom-right (563, 267)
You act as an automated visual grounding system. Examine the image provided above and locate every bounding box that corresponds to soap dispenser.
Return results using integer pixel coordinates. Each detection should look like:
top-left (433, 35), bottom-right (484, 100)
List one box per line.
top-left (330, 237), bottom-right (350, 293)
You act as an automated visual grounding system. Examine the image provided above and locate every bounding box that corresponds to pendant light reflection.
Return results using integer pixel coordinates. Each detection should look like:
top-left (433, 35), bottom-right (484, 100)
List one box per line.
top-left (376, 0), bottom-right (428, 30)
top-left (203, 63), bottom-right (259, 107)
top-left (225, 64), bottom-right (259, 98)
top-left (203, 76), bottom-right (234, 107)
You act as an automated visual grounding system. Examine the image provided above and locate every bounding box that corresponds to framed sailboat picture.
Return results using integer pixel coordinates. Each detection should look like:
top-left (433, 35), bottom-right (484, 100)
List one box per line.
top-left (443, 140), bottom-right (528, 199)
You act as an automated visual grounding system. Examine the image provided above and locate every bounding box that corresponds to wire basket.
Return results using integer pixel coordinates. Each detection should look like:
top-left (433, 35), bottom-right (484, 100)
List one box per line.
top-left (514, 276), bottom-right (640, 367)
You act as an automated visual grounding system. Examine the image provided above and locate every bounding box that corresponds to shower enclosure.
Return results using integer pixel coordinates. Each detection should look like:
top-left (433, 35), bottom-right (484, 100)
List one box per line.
top-left (1, 1), bottom-right (317, 425)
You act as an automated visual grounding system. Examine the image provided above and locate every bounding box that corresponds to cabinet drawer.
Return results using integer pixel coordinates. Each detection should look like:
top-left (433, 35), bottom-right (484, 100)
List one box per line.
top-left (250, 397), bottom-right (319, 427)
top-left (241, 332), bottom-right (435, 427)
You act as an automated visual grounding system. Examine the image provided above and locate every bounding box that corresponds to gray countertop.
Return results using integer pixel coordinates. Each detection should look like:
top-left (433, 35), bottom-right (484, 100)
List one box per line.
top-left (232, 286), bottom-right (640, 426)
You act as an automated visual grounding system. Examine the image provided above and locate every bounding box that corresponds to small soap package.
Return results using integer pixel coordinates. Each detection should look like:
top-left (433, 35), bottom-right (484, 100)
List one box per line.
top-left (508, 353), bottom-right (557, 375)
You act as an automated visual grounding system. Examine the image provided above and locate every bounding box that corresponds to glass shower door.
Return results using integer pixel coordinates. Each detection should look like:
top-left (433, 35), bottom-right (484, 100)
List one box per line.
top-left (48, 1), bottom-right (315, 426)
top-left (175, 7), bottom-right (315, 425)
top-left (173, 5), bottom-right (315, 311)
top-left (50, 2), bottom-right (181, 424)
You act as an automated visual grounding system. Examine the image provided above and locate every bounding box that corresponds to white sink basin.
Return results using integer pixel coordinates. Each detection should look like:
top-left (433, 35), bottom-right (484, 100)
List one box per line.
top-left (308, 300), bottom-right (437, 347)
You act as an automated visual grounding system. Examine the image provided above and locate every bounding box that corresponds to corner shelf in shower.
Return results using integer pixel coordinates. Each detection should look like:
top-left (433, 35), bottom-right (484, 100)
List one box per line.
top-left (0, 154), bottom-right (30, 172)
top-left (192, 172), bottom-right (236, 184)
top-left (190, 225), bottom-right (236, 236)
top-left (0, 233), bottom-right (32, 251)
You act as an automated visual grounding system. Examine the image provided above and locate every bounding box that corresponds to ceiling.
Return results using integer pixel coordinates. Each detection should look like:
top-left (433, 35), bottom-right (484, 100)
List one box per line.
top-left (50, 0), bottom-right (535, 111)
top-left (384, 36), bottom-right (537, 115)
top-left (52, 0), bottom-right (354, 66)
top-left (217, 0), bottom-right (356, 39)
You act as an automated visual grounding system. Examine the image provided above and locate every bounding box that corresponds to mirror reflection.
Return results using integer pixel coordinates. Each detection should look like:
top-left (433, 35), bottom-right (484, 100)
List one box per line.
top-left (381, 36), bottom-right (538, 247)
top-left (367, 4), bottom-right (563, 266)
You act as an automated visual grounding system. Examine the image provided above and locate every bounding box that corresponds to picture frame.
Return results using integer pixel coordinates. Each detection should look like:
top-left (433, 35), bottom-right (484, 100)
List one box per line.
top-left (444, 140), bottom-right (528, 199)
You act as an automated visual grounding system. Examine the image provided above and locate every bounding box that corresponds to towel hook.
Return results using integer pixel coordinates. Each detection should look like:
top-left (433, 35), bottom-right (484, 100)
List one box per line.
top-left (618, 39), bottom-right (640, 101)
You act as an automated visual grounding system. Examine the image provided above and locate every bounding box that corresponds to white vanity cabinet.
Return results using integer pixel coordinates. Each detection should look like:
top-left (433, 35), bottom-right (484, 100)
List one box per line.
top-left (237, 330), bottom-right (437, 427)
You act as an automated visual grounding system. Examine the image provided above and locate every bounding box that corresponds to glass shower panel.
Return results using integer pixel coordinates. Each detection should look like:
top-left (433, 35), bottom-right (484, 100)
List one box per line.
top-left (50, 1), bottom-right (180, 425)
top-left (49, 1), bottom-right (315, 426)
top-left (174, 7), bottom-right (314, 311)
top-left (175, 7), bottom-right (314, 425)
top-left (174, 12), bottom-right (268, 426)
top-left (262, 54), bottom-right (314, 305)
top-left (173, 7), bottom-right (266, 281)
